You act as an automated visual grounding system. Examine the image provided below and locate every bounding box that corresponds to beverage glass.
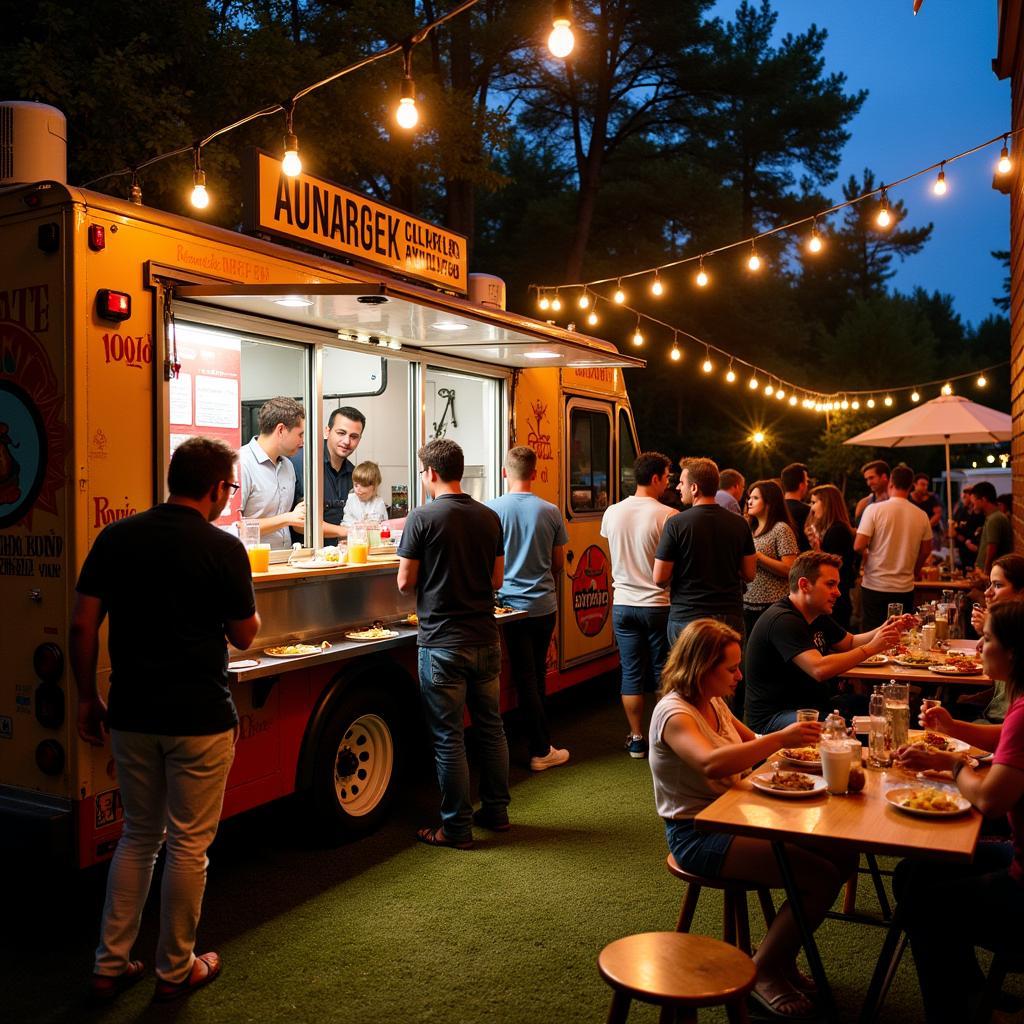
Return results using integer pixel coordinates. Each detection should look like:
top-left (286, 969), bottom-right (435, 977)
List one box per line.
top-left (920, 623), bottom-right (936, 651)
top-left (336, 542), bottom-right (348, 565)
top-left (920, 697), bottom-right (940, 726)
top-left (934, 605), bottom-right (950, 642)
top-left (796, 709), bottom-right (819, 723)
top-left (247, 544), bottom-right (271, 572)
top-left (821, 742), bottom-right (853, 794)
top-left (884, 681), bottom-right (910, 750)
top-left (887, 602), bottom-right (904, 622)
top-left (348, 523), bottom-right (368, 564)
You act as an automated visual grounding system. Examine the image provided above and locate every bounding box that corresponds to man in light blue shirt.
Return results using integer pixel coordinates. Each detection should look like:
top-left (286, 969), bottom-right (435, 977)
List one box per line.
top-left (714, 468), bottom-right (745, 515)
top-left (487, 446), bottom-right (570, 771)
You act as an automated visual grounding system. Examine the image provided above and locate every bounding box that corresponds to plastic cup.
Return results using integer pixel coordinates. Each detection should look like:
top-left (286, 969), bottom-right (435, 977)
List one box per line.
top-left (247, 543), bottom-right (271, 573)
top-left (796, 709), bottom-right (819, 723)
top-left (821, 743), bottom-right (853, 794)
top-left (240, 517), bottom-right (261, 550)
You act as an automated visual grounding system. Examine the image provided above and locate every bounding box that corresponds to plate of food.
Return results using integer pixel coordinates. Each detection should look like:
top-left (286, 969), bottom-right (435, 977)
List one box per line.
top-left (494, 605), bottom-right (517, 616)
top-left (405, 612), bottom-right (419, 625)
top-left (750, 770), bottom-right (828, 798)
top-left (862, 653), bottom-right (889, 666)
top-left (906, 731), bottom-right (970, 754)
top-left (929, 657), bottom-right (984, 676)
top-left (892, 652), bottom-right (942, 668)
top-left (885, 786), bottom-right (971, 817)
top-left (291, 555), bottom-right (344, 569)
top-left (779, 746), bottom-right (822, 769)
top-left (344, 623), bottom-right (401, 642)
top-left (264, 641), bottom-right (332, 657)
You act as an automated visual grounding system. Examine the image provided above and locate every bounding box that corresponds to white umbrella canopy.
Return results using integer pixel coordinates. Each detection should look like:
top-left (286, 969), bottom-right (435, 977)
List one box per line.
top-left (844, 394), bottom-right (1012, 569)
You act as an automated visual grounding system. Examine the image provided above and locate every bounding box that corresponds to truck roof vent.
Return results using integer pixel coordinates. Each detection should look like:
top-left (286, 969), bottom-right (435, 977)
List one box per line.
top-left (0, 101), bottom-right (67, 187)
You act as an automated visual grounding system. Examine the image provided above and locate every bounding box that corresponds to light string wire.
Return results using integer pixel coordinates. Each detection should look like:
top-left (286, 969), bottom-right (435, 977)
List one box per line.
top-left (79, 0), bottom-right (481, 190)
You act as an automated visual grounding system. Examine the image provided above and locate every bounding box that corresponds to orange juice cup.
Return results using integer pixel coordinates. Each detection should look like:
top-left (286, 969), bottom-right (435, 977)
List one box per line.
top-left (348, 542), bottom-right (368, 564)
top-left (247, 544), bottom-right (271, 573)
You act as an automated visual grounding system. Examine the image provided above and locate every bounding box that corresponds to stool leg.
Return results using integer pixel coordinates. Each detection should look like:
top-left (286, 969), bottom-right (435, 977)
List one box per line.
top-left (735, 892), bottom-right (753, 956)
top-left (723, 889), bottom-right (737, 946)
top-left (756, 888), bottom-right (776, 928)
top-left (677, 883), bottom-right (701, 933)
top-left (726, 997), bottom-right (752, 1024)
top-left (607, 990), bottom-right (631, 1024)
top-left (842, 866), bottom-right (859, 916)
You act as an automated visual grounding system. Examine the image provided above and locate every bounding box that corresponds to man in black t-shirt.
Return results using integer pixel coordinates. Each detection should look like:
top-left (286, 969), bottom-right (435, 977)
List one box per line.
top-left (398, 439), bottom-right (509, 849)
top-left (654, 457), bottom-right (756, 643)
top-left (781, 462), bottom-right (812, 552)
top-left (72, 437), bottom-right (260, 1003)
top-left (745, 552), bottom-right (901, 733)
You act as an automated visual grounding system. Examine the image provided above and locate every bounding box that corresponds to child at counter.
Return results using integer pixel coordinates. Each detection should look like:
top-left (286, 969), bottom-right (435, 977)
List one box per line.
top-left (343, 461), bottom-right (388, 525)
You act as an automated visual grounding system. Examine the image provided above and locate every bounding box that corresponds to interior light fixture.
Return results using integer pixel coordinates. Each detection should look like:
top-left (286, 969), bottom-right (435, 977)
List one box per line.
top-left (275, 297), bottom-right (313, 308)
top-left (430, 321), bottom-right (469, 332)
top-left (524, 351), bottom-right (560, 360)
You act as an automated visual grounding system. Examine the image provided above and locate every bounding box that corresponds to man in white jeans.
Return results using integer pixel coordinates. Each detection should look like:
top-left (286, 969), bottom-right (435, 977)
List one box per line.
top-left (71, 437), bottom-right (259, 1003)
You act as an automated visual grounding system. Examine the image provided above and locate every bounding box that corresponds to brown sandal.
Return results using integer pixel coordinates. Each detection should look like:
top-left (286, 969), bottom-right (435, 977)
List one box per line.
top-left (90, 960), bottom-right (145, 1003)
top-left (153, 951), bottom-right (221, 1002)
top-left (416, 825), bottom-right (473, 850)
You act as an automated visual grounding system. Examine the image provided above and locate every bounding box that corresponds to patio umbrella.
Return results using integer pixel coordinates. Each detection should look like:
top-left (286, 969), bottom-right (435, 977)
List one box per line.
top-left (843, 394), bottom-right (1011, 569)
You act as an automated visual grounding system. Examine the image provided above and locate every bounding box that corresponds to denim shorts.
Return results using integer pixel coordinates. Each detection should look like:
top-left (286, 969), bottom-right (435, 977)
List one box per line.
top-left (665, 817), bottom-right (734, 878)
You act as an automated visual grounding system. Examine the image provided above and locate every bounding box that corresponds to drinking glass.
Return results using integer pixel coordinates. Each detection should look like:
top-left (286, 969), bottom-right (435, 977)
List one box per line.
top-left (796, 709), bottom-right (819, 723)
top-left (887, 602), bottom-right (904, 622)
top-left (821, 742), bottom-right (853, 794)
top-left (884, 681), bottom-right (910, 750)
top-left (920, 698), bottom-right (940, 727)
top-left (348, 523), bottom-right (368, 564)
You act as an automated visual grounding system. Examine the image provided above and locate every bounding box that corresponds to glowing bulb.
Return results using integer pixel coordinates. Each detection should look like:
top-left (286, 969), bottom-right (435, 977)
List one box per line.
top-left (883, 395), bottom-right (893, 407)
top-left (876, 206), bottom-right (891, 228)
top-left (932, 170), bottom-right (947, 196)
top-left (808, 230), bottom-right (823, 254)
top-left (752, 431), bottom-right (765, 445)
top-left (867, 398), bottom-right (875, 408)
top-left (539, 294), bottom-right (550, 311)
top-left (548, 17), bottom-right (575, 59)
top-left (726, 369), bottom-right (736, 383)
top-left (396, 95), bottom-right (419, 130)
top-left (578, 293), bottom-right (590, 309)
top-left (841, 400), bottom-right (849, 410)
top-left (282, 135), bottom-right (302, 177)
top-left (942, 382), bottom-right (953, 395)
top-left (551, 295), bottom-right (562, 312)
top-left (987, 454), bottom-right (996, 464)
top-left (815, 403), bottom-right (823, 412)
top-left (789, 395), bottom-right (798, 406)
top-left (670, 346), bottom-right (681, 362)
top-left (747, 252), bottom-right (761, 272)
top-left (998, 145), bottom-right (1012, 175)
top-left (651, 276), bottom-right (664, 297)
top-left (586, 310), bottom-right (598, 326)
top-left (776, 389), bottom-right (785, 400)
top-left (190, 168), bottom-right (209, 209)
top-left (632, 328), bottom-right (644, 347)
top-left (613, 285), bottom-right (626, 304)
top-left (702, 358), bottom-right (713, 374)
top-left (851, 399), bottom-right (860, 410)
top-left (764, 384), bottom-right (774, 397)
top-left (696, 268), bottom-right (709, 288)
top-left (748, 376), bottom-right (759, 390)
top-left (977, 374), bottom-right (987, 387)
top-left (911, 390), bottom-right (920, 402)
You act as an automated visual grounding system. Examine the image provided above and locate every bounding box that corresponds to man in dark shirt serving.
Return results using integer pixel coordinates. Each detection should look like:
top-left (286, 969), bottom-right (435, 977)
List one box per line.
top-left (398, 438), bottom-right (509, 849)
top-left (745, 551), bottom-right (902, 733)
top-left (72, 437), bottom-right (260, 1004)
top-left (653, 457), bottom-right (756, 644)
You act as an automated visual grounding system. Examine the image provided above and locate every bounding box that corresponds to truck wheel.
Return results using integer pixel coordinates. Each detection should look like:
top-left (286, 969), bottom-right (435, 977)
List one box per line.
top-left (312, 689), bottom-right (403, 838)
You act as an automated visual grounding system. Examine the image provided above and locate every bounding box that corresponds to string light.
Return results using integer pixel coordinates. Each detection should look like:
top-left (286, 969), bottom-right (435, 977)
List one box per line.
top-left (748, 375), bottom-right (759, 390)
top-left (548, 1), bottom-right (575, 59)
top-left (651, 273), bottom-right (664, 297)
top-left (551, 291), bottom-right (562, 312)
top-left (999, 135), bottom-right (1013, 174)
top-left (884, 394), bottom-right (894, 407)
top-left (775, 387), bottom-right (786, 400)
top-left (747, 243), bottom-right (762, 272)
top-left (631, 317), bottom-right (644, 347)
top-left (867, 397), bottom-right (876, 408)
top-left (876, 188), bottom-right (891, 228)
top-left (789, 395), bottom-right (798, 406)
top-left (281, 103), bottom-right (302, 176)
top-left (538, 292), bottom-right (550, 311)
top-left (987, 454), bottom-right (996, 464)
top-left (942, 382), bottom-right (953, 395)
top-left (613, 280), bottom-right (626, 304)
top-left (701, 346), bottom-right (713, 373)
top-left (977, 374), bottom-right (987, 387)
top-left (911, 390), bottom-right (920, 402)
top-left (190, 147), bottom-right (209, 209)
top-left (840, 398), bottom-right (849, 410)
top-left (764, 383), bottom-right (775, 397)
top-left (578, 291), bottom-right (590, 309)
top-left (696, 258), bottom-right (709, 288)
top-left (725, 361), bottom-right (736, 383)
top-left (807, 219), bottom-right (823, 253)
top-left (932, 163), bottom-right (947, 196)
top-left (670, 342), bottom-right (681, 362)
top-left (395, 46), bottom-right (419, 130)
top-left (852, 399), bottom-right (860, 410)
top-left (586, 309), bottom-right (599, 327)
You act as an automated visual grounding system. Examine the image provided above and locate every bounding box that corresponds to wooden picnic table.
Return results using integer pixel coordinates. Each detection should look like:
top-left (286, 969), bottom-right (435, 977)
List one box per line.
top-left (695, 761), bottom-right (983, 1023)
top-left (842, 661), bottom-right (991, 689)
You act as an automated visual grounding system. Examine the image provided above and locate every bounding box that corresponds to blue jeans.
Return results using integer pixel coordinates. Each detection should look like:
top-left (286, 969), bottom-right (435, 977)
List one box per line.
top-left (667, 612), bottom-right (745, 645)
top-left (612, 606), bottom-right (670, 695)
top-left (417, 644), bottom-right (510, 841)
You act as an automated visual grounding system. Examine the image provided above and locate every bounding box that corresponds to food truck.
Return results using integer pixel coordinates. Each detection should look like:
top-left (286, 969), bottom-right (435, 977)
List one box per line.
top-left (0, 148), bottom-right (645, 867)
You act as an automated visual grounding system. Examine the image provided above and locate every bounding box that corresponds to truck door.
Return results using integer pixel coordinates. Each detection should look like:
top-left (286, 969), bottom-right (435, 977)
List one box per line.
top-left (560, 399), bottom-right (615, 669)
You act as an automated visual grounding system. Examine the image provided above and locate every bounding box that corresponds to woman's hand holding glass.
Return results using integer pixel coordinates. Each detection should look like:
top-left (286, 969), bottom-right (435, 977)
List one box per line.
top-left (919, 703), bottom-right (955, 733)
top-left (777, 719), bottom-right (824, 749)
top-left (971, 603), bottom-right (986, 634)
top-left (895, 743), bottom-right (959, 773)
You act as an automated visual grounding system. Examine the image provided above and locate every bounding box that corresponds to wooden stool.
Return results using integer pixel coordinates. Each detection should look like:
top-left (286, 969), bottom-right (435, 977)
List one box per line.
top-left (598, 930), bottom-right (756, 1023)
top-left (666, 854), bottom-right (775, 956)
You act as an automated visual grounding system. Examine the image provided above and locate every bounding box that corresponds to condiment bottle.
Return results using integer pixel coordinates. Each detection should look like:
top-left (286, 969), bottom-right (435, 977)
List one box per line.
top-left (868, 686), bottom-right (890, 769)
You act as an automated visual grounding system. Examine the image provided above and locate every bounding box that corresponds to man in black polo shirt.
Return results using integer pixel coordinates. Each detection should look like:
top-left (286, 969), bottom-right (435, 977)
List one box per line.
top-left (397, 438), bottom-right (508, 849)
top-left (781, 462), bottom-right (812, 552)
top-left (291, 405), bottom-right (366, 544)
top-left (745, 551), bottom-right (901, 733)
top-left (72, 437), bottom-right (260, 1003)
top-left (654, 457), bottom-right (756, 644)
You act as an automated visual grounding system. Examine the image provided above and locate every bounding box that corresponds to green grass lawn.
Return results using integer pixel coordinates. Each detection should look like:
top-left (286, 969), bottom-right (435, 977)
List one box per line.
top-left (4, 676), bottom-right (1016, 1023)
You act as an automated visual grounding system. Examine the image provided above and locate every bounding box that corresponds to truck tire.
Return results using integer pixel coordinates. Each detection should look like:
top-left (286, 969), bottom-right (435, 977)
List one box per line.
top-left (311, 687), bottom-right (404, 839)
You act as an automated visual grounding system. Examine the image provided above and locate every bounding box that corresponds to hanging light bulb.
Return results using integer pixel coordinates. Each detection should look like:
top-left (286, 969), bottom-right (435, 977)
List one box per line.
top-left (695, 258), bottom-right (709, 288)
top-left (807, 220), bottom-right (823, 254)
top-left (548, 1), bottom-right (575, 59)
top-left (128, 170), bottom-right (143, 205)
top-left (932, 164), bottom-right (947, 197)
top-left (651, 273), bottom-right (664, 297)
top-left (884, 394), bottom-right (894, 407)
top-left (701, 347), bottom-right (713, 373)
top-left (538, 292), bottom-right (551, 311)
top-left (851, 399), bottom-right (860, 410)
top-left (867, 397), bottom-right (876, 408)
top-left (613, 279), bottom-right (626, 304)
top-left (670, 344), bottom-right (681, 362)
top-left (632, 318), bottom-right (644, 347)
top-left (752, 431), bottom-right (765, 445)
top-left (395, 47), bottom-right (419, 130)
top-left (551, 291), bottom-right (562, 312)
top-left (840, 399), bottom-right (849, 410)
top-left (815, 403), bottom-right (823, 412)
top-left (748, 375), bottom-right (759, 390)
top-left (190, 147), bottom-right (209, 209)
top-left (942, 382), bottom-right (953, 395)
top-left (911, 390), bottom-right (920, 402)
top-left (775, 387), bottom-right (785, 401)
top-left (764, 383), bottom-right (774, 397)
top-left (977, 374), bottom-right (988, 387)
top-left (998, 135), bottom-right (1013, 175)
top-left (578, 291), bottom-right (590, 309)
top-left (876, 187), bottom-right (891, 228)
top-left (281, 104), bottom-right (302, 176)
top-left (725, 363), bottom-right (736, 383)
top-left (789, 395), bottom-right (798, 406)
top-left (747, 243), bottom-right (761, 272)
top-left (586, 310), bottom-right (599, 327)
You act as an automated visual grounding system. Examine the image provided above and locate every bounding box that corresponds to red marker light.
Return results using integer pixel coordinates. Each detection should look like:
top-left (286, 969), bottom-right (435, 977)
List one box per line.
top-left (88, 224), bottom-right (106, 251)
top-left (95, 289), bottom-right (131, 322)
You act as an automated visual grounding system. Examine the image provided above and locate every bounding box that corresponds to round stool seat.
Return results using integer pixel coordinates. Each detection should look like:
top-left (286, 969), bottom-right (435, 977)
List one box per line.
top-left (666, 854), bottom-right (757, 891)
top-left (598, 931), bottom-right (756, 1008)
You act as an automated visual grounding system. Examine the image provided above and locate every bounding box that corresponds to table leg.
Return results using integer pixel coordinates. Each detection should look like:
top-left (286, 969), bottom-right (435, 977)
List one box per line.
top-left (771, 840), bottom-right (838, 1024)
top-left (865, 852), bottom-right (892, 920)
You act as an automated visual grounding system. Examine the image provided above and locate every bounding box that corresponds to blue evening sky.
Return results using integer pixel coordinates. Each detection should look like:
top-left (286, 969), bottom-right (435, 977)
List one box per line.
top-left (712, 0), bottom-right (1011, 327)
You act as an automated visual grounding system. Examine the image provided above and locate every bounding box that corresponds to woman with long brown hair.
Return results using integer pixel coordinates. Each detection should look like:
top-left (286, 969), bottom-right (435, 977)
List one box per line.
top-left (649, 619), bottom-right (855, 1018)
top-left (743, 480), bottom-right (799, 640)
top-left (806, 484), bottom-right (857, 628)
top-left (895, 601), bottom-right (1024, 1022)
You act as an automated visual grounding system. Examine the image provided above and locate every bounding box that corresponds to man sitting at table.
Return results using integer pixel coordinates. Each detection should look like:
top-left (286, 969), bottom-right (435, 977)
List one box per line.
top-left (745, 551), bottom-right (903, 732)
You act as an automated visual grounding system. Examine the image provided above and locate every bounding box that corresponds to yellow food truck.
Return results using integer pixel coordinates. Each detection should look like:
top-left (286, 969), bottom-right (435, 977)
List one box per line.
top-left (0, 151), bottom-right (645, 867)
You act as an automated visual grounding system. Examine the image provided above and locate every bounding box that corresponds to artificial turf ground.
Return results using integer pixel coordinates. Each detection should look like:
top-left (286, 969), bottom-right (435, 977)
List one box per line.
top-left (4, 675), bottom-right (1019, 1023)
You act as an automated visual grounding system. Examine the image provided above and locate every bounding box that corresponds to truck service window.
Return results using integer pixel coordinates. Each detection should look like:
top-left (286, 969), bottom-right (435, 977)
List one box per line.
top-left (618, 408), bottom-right (638, 499)
top-left (569, 408), bottom-right (611, 514)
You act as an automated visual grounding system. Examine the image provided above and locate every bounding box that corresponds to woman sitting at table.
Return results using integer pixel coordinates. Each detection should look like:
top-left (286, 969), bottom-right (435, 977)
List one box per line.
top-left (649, 618), bottom-right (857, 1019)
top-left (894, 600), bottom-right (1024, 1024)
top-left (805, 484), bottom-right (857, 629)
